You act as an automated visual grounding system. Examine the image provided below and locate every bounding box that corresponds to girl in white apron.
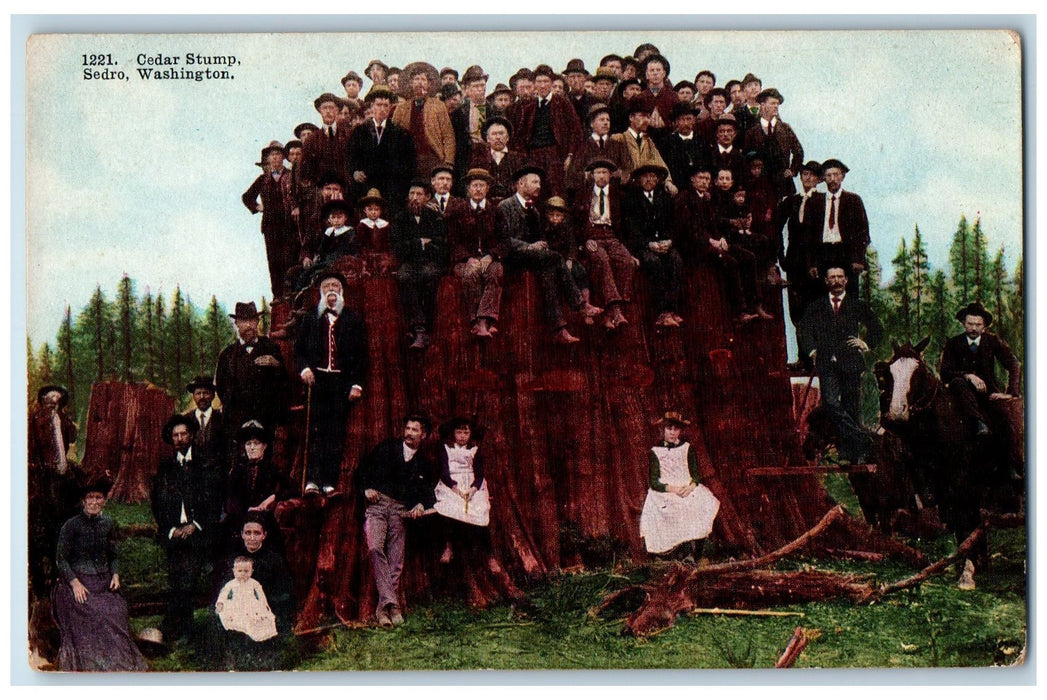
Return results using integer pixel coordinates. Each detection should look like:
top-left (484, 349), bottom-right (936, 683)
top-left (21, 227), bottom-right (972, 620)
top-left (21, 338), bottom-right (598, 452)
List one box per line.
top-left (639, 411), bottom-right (720, 560)
top-left (433, 417), bottom-right (491, 563)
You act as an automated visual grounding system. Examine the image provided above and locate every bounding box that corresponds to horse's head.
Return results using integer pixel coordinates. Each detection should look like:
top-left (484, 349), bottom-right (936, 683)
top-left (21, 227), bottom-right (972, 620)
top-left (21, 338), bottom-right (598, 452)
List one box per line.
top-left (876, 337), bottom-right (936, 424)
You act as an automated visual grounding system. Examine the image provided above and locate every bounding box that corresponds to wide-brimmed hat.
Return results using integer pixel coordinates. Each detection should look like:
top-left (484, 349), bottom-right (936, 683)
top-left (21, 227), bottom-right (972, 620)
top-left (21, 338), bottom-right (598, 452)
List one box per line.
top-left (293, 122), bottom-right (318, 139)
top-left (584, 158), bottom-right (617, 173)
top-left (364, 85), bottom-right (395, 103)
top-left (439, 83), bottom-right (461, 101)
top-left (533, 64), bottom-right (557, 80)
top-left (237, 419), bottom-right (272, 444)
top-left (430, 164), bottom-right (454, 179)
top-left (136, 628), bottom-right (168, 658)
top-left (462, 168), bottom-right (494, 185)
top-left (632, 164), bottom-right (668, 181)
top-left (512, 164), bottom-right (546, 182)
top-left (460, 64), bottom-right (488, 85)
top-left (313, 92), bottom-right (342, 111)
top-left (715, 113), bottom-right (739, 129)
top-left (543, 196), bottom-right (569, 212)
top-left (956, 301), bottom-right (994, 327)
top-left (741, 72), bottom-right (761, 86)
top-left (284, 139), bottom-right (303, 151)
top-left (358, 188), bottom-right (386, 207)
top-left (800, 160), bottom-right (824, 176)
top-left (229, 301), bottom-right (265, 321)
top-left (321, 198), bottom-right (353, 221)
top-left (587, 103), bottom-right (611, 122)
top-left (341, 70), bottom-right (363, 86)
top-left (314, 268), bottom-right (349, 291)
top-left (756, 87), bottom-right (784, 104)
top-left (402, 61), bottom-right (440, 97)
top-left (669, 102), bottom-right (699, 121)
top-left (440, 66), bottom-right (460, 80)
top-left (185, 375), bottom-right (216, 394)
top-left (820, 158), bottom-right (850, 174)
top-left (655, 411), bottom-right (691, 427)
top-left (563, 58), bottom-right (587, 75)
top-left (365, 59), bottom-right (389, 79)
top-left (592, 67), bottom-right (619, 85)
top-left (626, 96), bottom-right (649, 116)
top-left (487, 83), bottom-right (513, 100)
top-left (37, 384), bottom-right (69, 407)
top-left (260, 141), bottom-right (285, 161)
top-left (162, 414), bottom-right (199, 445)
top-left (481, 115), bottom-right (513, 139)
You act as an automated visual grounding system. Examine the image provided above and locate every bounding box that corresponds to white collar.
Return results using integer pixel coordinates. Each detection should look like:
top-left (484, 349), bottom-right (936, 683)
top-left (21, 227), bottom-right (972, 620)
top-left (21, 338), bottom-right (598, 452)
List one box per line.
top-left (676, 132), bottom-right (694, 141)
top-left (471, 198), bottom-right (487, 210)
top-left (325, 225), bottom-right (351, 236)
top-left (361, 217), bottom-right (388, 228)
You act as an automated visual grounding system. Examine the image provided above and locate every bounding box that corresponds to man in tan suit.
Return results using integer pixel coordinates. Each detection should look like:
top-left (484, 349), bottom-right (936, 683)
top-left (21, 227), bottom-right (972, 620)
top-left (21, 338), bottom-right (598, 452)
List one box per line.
top-left (393, 65), bottom-right (456, 177)
top-left (610, 98), bottom-right (676, 195)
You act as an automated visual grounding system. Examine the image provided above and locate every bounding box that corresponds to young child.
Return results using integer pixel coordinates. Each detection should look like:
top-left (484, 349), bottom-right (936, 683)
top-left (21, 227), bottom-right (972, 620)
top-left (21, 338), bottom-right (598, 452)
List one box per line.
top-left (215, 556), bottom-right (278, 643)
top-left (355, 188), bottom-right (396, 277)
top-left (639, 412), bottom-right (720, 561)
top-left (433, 417), bottom-right (491, 563)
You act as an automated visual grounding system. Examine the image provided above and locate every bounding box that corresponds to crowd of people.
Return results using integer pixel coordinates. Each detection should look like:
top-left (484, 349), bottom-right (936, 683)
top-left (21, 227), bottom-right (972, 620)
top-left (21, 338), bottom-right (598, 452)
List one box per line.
top-left (28, 41), bottom-right (1023, 673)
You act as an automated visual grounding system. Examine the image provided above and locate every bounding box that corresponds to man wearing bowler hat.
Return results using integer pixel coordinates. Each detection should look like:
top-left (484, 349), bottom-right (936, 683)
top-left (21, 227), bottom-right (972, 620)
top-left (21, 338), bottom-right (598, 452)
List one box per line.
top-left (661, 101), bottom-right (706, 189)
top-left (243, 141), bottom-right (298, 297)
top-left (295, 270), bottom-right (367, 496)
top-left (939, 301), bottom-right (1021, 437)
top-left (151, 414), bottom-right (223, 645)
top-left (802, 158), bottom-right (869, 296)
top-left (563, 58), bottom-right (593, 124)
top-left (300, 92), bottom-right (352, 191)
top-left (775, 160), bottom-right (824, 332)
top-left (743, 87), bottom-right (804, 199)
top-left (468, 116), bottom-right (525, 205)
top-left (184, 375), bottom-right (225, 461)
top-left (214, 302), bottom-right (290, 463)
top-left (624, 164), bottom-right (682, 328)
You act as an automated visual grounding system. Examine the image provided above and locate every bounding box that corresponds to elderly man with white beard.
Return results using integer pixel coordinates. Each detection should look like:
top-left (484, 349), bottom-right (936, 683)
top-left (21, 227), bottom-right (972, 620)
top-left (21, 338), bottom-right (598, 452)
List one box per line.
top-left (295, 271), bottom-right (368, 497)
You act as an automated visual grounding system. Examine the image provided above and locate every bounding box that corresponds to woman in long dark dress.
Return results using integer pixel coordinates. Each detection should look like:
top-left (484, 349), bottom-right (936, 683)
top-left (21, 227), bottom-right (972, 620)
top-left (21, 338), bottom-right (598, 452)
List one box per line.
top-left (224, 420), bottom-right (290, 554)
top-left (51, 477), bottom-right (146, 672)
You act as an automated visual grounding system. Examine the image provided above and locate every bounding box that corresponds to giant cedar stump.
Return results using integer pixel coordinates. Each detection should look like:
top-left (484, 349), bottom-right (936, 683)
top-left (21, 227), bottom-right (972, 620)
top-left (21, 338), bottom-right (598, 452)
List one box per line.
top-left (81, 381), bottom-right (176, 503)
top-left (271, 265), bottom-right (900, 631)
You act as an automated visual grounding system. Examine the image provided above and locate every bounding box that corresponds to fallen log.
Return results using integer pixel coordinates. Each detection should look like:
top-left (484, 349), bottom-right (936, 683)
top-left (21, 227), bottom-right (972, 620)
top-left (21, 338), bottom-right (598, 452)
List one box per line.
top-left (775, 626), bottom-right (820, 668)
top-left (688, 607), bottom-right (804, 618)
top-left (861, 526), bottom-right (985, 603)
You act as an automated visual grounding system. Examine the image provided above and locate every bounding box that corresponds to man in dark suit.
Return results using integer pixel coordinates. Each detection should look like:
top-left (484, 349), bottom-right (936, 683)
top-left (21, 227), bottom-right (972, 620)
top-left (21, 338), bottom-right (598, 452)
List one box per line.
top-left (797, 266), bottom-right (883, 426)
top-left (563, 58), bottom-right (593, 125)
top-left (499, 164), bottom-right (601, 344)
top-left (295, 271), bottom-right (367, 495)
top-left (243, 141), bottom-right (298, 298)
top-left (803, 158), bottom-right (869, 295)
top-left (469, 117), bottom-right (525, 206)
top-left (743, 88), bottom-right (804, 199)
top-left (446, 168), bottom-right (509, 338)
top-left (660, 102), bottom-right (706, 191)
top-left (624, 164), bottom-right (681, 327)
top-left (939, 301), bottom-right (1021, 436)
top-left (348, 86), bottom-right (417, 212)
top-left (775, 160), bottom-right (823, 329)
top-left (707, 114), bottom-right (746, 185)
top-left (183, 375), bottom-right (225, 463)
top-left (152, 414), bottom-right (223, 644)
top-left (299, 93), bottom-right (352, 193)
top-left (509, 64), bottom-right (583, 197)
top-left (214, 302), bottom-right (290, 464)
top-left (355, 415), bottom-right (438, 627)
top-left (392, 181), bottom-right (448, 350)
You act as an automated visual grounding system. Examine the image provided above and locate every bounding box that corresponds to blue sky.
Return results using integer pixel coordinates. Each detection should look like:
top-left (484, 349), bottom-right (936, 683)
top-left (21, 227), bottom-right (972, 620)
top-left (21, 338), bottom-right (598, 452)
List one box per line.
top-left (24, 28), bottom-right (1024, 345)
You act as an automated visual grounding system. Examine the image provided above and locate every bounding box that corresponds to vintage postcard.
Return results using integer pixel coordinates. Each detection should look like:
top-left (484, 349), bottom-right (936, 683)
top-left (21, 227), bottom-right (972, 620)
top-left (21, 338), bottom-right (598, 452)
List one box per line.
top-left (21, 25), bottom-right (1027, 678)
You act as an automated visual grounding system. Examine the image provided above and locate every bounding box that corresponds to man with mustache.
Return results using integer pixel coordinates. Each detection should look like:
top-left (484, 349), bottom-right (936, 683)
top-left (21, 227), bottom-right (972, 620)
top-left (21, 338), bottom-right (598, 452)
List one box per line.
top-left (295, 271), bottom-right (367, 496)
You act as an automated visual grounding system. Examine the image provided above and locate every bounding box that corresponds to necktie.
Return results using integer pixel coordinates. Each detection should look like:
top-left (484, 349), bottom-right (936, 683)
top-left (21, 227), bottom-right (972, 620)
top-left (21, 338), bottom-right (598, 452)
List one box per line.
top-left (328, 314), bottom-right (338, 370)
top-left (198, 411), bottom-right (207, 429)
top-left (376, 125), bottom-right (383, 142)
top-left (439, 197), bottom-right (446, 212)
top-left (646, 192), bottom-right (654, 204)
top-left (767, 120), bottom-right (774, 136)
top-left (325, 125), bottom-right (332, 138)
top-left (829, 194), bottom-right (837, 229)
top-left (599, 189), bottom-right (606, 216)
top-left (599, 136), bottom-right (606, 149)
top-left (832, 295), bottom-right (841, 314)
top-left (540, 98), bottom-right (547, 109)
top-left (525, 201), bottom-right (538, 233)
top-left (636, 134), bottom-right (643, 150)
top-left (970, 341), bottom-right (978, 355)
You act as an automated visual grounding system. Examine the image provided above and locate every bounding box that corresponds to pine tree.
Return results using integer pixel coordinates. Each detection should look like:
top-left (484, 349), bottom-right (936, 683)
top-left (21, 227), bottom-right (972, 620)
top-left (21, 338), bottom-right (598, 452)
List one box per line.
top-left (948, 215), bottom-right (973, 302)
top-left (84, 286), bottom-right (109, 382)
top-left (889, 237), bottom-right (913, 340)
top-left (990, 246), bottom-right (1011, 340)
top-left (259, 297), bottom-right (271, 336)
top-left (168, 287), bottom-right (186, 396)
top-left (909, 226), bottom-right (931, 340)
top-left (926, 270), bottom-right (952, 366)
top-left (970, 217), bottom-right (991, 302)
top-left (27, 337), bottom-right (40, 406)
top-left (141, 287), bottom-right (156, 383)
top-left (38, 342), bottom-right (55, 385)
top-left (206, 296), bottom-right (226, 363)
top-left (116, 274), bottom-right (136, 382)
top-left (154, 293), bottom-right (168, 392)
top-left (56, 305), bottom-right (75, 409)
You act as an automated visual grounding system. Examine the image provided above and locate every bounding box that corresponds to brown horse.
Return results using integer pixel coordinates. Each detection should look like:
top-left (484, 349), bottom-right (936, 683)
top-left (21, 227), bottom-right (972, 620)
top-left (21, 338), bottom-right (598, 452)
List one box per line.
top-left (873, 338), bottom-right (1019, 588)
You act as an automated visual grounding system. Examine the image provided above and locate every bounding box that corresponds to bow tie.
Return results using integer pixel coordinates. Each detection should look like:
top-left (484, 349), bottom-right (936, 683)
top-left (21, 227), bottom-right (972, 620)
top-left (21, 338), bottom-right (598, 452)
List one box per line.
top-left (324, 308), bottom-right (339, 316)
top-left (243, 342), bottom-right (256, 350)
top-left (663, 441), bottom-right (682, 449)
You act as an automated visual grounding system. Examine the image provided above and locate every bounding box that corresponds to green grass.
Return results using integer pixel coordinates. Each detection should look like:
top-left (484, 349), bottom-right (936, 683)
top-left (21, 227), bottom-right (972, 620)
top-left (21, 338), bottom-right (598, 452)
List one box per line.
top-left (108, 503), bottom-right (1026, 671)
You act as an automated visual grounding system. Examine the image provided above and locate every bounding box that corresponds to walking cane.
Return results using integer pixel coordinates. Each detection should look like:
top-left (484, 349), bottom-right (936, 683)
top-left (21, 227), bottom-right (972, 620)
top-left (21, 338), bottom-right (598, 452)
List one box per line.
top-left (794, 362), bottom-right (817, 434)
top-left (301, 383), bottom-right (312, 495)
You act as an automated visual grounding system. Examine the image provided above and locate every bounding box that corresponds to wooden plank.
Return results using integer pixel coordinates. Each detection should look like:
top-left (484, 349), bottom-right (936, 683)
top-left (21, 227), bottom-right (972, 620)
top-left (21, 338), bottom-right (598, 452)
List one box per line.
top-left (747, 464), bottom-right (878, 477)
